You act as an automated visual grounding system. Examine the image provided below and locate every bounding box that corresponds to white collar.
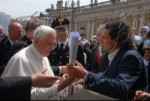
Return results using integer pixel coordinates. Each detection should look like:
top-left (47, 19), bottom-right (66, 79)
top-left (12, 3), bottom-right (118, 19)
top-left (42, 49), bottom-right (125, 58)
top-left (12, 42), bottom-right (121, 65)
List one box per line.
top-left (58, 39), bottom-right (68, 48)
top-left (7, 35), bottom-right (14, 45)
top-left (108, 48), bottom-right (120, 65)
top-left (30, 44), bottom-right (44, 59)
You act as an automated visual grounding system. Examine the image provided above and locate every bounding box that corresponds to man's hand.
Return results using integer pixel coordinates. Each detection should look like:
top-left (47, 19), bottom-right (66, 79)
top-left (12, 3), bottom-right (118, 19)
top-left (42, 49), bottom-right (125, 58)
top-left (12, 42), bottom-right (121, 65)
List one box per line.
top-left (134, 90), bottom-right (150, 101)
top-left (67, 61), bottom-right (88, 78)
top-left (31, 69), bottom-right (59, 87)
top-left (74, 78), bottom-right (84, 85)
top-left (57, 74), bottom-right (75, 91)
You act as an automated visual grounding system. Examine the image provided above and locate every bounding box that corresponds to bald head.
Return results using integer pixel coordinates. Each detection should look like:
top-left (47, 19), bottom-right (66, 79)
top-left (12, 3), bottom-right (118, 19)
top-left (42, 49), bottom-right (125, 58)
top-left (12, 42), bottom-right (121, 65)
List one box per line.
top-left (8, 21), bottom-right (23, 42)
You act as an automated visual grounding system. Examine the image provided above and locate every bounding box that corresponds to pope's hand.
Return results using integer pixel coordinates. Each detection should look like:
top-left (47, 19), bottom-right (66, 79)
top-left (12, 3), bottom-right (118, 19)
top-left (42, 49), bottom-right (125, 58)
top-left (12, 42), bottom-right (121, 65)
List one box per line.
top-left (57, 74), bottom-right (75, 91)
top-left (31, 69), bottom-right (59, 87)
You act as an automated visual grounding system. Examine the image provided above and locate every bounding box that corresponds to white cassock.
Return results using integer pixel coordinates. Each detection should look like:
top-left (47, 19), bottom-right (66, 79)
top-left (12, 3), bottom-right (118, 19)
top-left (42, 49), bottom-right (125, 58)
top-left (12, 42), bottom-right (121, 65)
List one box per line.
top-left (2, 44), bottom-right (59, 100)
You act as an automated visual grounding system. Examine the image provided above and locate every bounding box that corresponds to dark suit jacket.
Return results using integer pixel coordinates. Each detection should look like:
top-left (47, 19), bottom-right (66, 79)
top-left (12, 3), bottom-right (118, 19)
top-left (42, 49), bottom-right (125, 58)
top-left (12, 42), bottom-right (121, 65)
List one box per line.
top-left (0, 76), bottom-right (31, 100)
top-left (84, 49), bottom-right (148, 99)
top-left (86, 45), bottom-right (106, 73)
top-left (147, 61), bottom-right (150, 85)
top-left (0, 36), bottom-right (11, 75)
top-left (6, 35), bottom-right (32, 63)
top-left (48, 42), bottom-right (85, 76)
top-left (137, 42), bottom-right (144, 57)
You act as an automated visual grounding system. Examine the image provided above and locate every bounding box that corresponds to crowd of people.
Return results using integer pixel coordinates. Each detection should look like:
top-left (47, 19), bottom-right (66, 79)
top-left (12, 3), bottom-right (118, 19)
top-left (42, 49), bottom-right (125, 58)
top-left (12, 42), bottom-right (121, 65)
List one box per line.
top-left (0, 17), bottom-right (150, 100)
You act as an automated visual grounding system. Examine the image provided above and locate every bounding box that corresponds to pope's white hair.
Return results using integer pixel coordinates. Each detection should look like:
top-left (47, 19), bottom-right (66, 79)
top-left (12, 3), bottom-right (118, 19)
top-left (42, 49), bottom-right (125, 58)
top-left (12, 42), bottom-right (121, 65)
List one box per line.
top-left (33, 25), bottom-right (56, 41)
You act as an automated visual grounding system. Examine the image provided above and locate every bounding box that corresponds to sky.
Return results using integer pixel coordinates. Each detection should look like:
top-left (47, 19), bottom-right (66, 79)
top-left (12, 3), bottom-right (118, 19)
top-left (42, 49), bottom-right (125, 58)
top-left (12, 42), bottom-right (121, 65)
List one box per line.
top-left (0, 0), bottom-right (108, 18)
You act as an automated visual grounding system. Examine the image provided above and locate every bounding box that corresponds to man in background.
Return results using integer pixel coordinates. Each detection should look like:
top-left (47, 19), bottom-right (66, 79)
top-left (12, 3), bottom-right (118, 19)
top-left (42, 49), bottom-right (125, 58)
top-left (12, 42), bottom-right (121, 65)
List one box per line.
top-left (0, 21), bottom-right (23, 75)
top-left (48, 17), bottom-right (85, 76)
top-left (6, 18), bottom-right (42, 62)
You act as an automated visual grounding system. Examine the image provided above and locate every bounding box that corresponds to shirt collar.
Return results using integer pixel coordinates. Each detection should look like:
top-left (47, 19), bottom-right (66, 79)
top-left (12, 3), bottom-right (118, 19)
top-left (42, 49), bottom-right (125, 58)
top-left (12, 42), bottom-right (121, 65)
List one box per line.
top-left (58, 39), bottom-right (68, 48)
top-left (30, 44), bottom-right (44, 59)
top-left (7, 35), bottom-right (14, 45)
top-left (108, 48), bottom-right (120, 65)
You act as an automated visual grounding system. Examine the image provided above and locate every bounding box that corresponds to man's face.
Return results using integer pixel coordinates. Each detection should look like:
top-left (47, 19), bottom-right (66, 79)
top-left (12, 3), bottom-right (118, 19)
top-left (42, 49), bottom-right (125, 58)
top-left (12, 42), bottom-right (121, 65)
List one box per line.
top-left (140, 28), bottom-right (148, 37)
top-left (56, 28), bottom-right (68, 42)
top-left (96, 30), bottom-right (103, 46)
top-left (101, 29), bottom-right (116, 53)
top-left (9, 22), bottom-right (24, 42)
top-left (36, 33), bottom-right (56, 57)
top-left (144, 50), bottom-right (150, 60)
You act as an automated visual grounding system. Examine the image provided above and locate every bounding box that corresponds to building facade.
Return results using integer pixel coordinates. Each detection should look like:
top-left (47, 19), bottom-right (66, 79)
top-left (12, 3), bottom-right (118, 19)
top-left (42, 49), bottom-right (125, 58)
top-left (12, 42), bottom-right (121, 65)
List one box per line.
top-left (41, 0), bottom-right (150, 40)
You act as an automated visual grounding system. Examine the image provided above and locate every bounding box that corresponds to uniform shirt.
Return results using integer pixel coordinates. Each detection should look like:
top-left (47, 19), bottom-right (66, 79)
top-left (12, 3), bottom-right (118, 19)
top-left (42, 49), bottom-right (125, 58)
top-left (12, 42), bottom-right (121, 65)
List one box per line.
top-left (58, 39), bottom-right (68, 49)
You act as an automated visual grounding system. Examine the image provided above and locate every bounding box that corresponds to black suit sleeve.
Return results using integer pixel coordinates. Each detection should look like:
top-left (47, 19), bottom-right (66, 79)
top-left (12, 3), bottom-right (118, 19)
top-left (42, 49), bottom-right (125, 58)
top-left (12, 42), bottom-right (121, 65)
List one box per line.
top-left (77, 45), bottom-right (85, 66)
top-left (51, 66), bottom-right (60, 76)
top-left (0, 76), bottom-right (32, 100)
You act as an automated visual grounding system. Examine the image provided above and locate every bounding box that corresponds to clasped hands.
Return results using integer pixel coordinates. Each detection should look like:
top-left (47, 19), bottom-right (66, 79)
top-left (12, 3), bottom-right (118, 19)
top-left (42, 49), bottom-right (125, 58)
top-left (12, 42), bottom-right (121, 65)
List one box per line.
top-left (59, 61), bottom-right (88, 87)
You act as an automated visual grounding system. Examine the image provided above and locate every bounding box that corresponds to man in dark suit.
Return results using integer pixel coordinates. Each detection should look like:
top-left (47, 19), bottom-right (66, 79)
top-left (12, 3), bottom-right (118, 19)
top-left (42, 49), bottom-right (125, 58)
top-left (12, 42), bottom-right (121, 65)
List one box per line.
top-left (0, 21), bottom-right (23, 75)
top-left (86, 24), bottom-right (106, 73)
top-left (68, 20), bottom-right (148, 100)
top-left (48, 17), bottom-right (85, 76)
top-left (6, 18), bottom-right (42, 63)
top-left (0, 69), bottom-right (59, 100)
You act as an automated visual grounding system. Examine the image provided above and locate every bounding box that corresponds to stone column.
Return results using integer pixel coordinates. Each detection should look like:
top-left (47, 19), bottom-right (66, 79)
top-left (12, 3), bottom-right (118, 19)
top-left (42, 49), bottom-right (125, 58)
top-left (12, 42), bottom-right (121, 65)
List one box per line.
top-left (132, 14), bottom-right (137, 28)
top-left (87, 19), bottom-right (91, 40)
top-left (139, 16), bottom-right (145, 28)
top-left (138, 14), bottom-right (145, 35)
top-left (91, 19), bottom-right (95, 39)
top-left (75, 21), bottom-right (78, 31)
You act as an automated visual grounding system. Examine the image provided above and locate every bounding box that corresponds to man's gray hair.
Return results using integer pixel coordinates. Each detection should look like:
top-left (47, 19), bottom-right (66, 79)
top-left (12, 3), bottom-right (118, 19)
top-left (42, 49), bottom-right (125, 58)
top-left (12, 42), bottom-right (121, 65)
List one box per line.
top-left (33, 25), bottom-right (56, 40)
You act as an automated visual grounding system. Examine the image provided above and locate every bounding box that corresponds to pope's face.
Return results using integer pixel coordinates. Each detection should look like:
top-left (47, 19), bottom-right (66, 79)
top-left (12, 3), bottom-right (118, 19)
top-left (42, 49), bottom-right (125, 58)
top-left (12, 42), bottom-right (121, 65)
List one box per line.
top-left (36, 33), bottom-right (56, 56)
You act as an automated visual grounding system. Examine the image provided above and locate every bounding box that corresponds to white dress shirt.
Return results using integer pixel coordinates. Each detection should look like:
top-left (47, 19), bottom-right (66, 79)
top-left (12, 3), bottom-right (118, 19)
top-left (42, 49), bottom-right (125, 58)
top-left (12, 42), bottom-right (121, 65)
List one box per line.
top-left (58, 39), bottom-right (68, 49)
top-left (108, 48), bottom-right (120, 65)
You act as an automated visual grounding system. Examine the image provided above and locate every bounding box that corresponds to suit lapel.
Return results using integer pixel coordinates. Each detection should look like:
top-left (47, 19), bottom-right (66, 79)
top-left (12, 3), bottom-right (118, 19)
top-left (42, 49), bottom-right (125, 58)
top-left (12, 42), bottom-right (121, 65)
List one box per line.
top-left (4, 37), bottom-right (11, 48)
top-left (104, 49), bottom-right (125, 75)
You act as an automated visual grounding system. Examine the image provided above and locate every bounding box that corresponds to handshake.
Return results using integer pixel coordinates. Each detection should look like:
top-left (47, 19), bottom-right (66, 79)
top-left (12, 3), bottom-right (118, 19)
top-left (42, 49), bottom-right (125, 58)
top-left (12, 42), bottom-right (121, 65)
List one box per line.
top-left (32, 61), bottom-right (88, 92)
top-left (59, 61), bottom-right (88, 87)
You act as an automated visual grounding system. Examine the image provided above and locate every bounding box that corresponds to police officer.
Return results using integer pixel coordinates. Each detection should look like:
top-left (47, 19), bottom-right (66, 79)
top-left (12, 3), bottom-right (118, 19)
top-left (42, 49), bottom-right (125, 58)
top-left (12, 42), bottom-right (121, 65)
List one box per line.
top-left (48, 17), bottom-right (85, 76)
